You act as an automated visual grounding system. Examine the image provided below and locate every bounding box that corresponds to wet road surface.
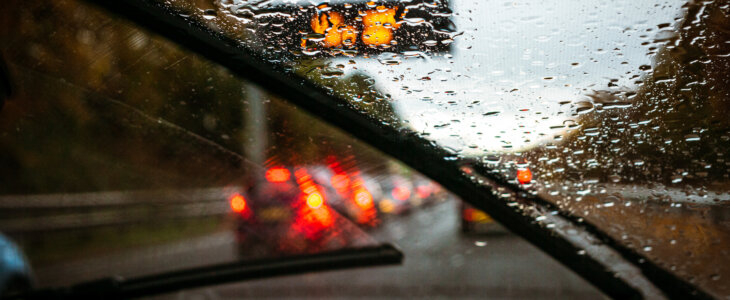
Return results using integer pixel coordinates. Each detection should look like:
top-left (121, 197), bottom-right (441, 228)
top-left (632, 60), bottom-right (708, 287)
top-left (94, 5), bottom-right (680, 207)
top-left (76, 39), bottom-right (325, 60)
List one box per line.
top-left (36, 200), bottom-right (604, 299)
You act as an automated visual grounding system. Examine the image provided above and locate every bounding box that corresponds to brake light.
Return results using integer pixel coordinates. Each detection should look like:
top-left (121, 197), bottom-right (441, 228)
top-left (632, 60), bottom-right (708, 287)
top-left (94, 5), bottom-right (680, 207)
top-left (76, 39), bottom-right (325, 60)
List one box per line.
top-left (379, 198), bottom-right (395, 213)
top-left (331, 174), bottom-right (350, 190)
top-left (306, 192), bottom-right (324, 209)
top-left (361, 6), bottom-right (401, 46)
top-left (391, 186), bottom-right (411, 201)
top-left (463, 208), bottom-right (489, 222)
top-left (354, 188), bottom-right (374, 209)
top-left (517, 168), bottom-right (532, 184)
top-left (416, 185), bottom-right (431, 199)
top-left (266, 167), bottom-right (291, 183)
top-left (230, 193), bottom-right (247, 213)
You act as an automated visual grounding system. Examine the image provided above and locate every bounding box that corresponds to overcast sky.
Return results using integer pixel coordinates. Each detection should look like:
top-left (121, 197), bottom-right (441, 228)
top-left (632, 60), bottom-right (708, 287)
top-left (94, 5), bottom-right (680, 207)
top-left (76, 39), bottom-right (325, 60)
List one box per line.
top-left (331, 0), bottom-right (685, 155)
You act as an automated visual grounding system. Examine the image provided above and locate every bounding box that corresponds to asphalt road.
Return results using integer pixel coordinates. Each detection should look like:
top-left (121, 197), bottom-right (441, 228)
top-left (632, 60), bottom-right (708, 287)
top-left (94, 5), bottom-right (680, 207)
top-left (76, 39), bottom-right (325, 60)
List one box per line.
top-left (36, 200), bottom-right (605, 299)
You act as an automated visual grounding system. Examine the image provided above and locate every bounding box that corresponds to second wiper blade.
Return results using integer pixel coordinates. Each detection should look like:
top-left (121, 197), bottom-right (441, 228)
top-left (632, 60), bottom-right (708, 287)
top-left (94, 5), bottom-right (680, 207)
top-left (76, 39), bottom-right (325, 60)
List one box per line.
top-left (14, 244), bottom-right (403, 299)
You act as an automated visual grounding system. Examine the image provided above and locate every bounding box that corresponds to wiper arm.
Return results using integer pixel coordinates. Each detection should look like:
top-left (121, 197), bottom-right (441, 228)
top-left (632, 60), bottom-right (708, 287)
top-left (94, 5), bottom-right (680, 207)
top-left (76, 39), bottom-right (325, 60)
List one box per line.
top-left (9, 244), bottom-right (402, 299)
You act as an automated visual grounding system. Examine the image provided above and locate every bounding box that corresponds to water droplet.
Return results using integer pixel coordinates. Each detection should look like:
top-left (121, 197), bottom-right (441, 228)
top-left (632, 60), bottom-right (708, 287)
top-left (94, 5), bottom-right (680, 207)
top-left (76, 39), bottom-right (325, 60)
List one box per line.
top-left (573, 100), bottom-right (595, 115)
top-left (321, 68), bottom-right (344, 78)
top-left (475, 241), bottom-right (487, 247)
top-left (202, 9), bottom-right (218, 20)
top-left (377, 52), bottom-right (401, 65)
top-left (422, 40), bottom-right (438, 46)
top-left (684, 134), bottom-right (700, 142)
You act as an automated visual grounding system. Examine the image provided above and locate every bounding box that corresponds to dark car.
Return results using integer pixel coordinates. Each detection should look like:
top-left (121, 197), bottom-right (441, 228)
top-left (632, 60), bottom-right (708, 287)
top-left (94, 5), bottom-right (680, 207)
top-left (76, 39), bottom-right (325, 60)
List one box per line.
top-left (309, 165), bottom-right (380, 227)
top-left (232, 166), bottom-right (343, 256)
top-left (374, 174), bottom-right (415, 216)
top-left (411, 174), bottom-right (448, 207)
top-left (459, 162), bottom-right (533, 234)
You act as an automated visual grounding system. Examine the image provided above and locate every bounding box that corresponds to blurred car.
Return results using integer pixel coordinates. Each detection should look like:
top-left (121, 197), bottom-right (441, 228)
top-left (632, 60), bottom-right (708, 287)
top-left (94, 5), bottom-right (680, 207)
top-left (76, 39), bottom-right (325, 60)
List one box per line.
top-left (459, 163), bottom-right (532, 234)
top-left (459, 203), bottom-right (503, 234)
top-left (309, 166), bottom-right (380, 227)
top-left (231, 166), bottom-right (341, 256)
top-left (411, 174), bottom-right (448, 207)
top-left (374, 175), bottom-right (414, 216)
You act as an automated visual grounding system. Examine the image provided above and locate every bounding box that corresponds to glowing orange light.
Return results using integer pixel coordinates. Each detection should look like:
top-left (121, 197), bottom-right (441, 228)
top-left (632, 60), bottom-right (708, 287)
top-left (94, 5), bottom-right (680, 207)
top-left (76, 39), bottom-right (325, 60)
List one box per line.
top-left (306, 192), bottom-right (324, 209)
top-left (361, 6), bottom-right (400, 46)
top-left (294, 203), bottom-right (334, 238)
top-left (362, 6), bottom-right (400, 29)
top-left (308, 205), bottom-right (334, 227)
top-left (340, 25), bottom-right (358, 47)
top-left (311, 11), bottom-right (343, 34)
top-left (331, 174), bottom-right (350, 190)
top-left (354, 188), bottom-right (374, 209)
top-left (302, 185), bottom-right (318, 194)
top-left (463, 208), bottom-right (489, 222)
top-left (230, 194), bottom-right (247, 213)
top-left (517, 168), bottom-right (533, 184)
top-left (309, 11), bottom-right (356, 48)
top-left (392, 186), bottom-right (411, 201)
top-left (362, 26), bottom-right (393, 46)
top-left (265, 167), bottom-right (291, 183)
top-left (379, 198), bottom-right (395, 213)
top-left (323, 27), bottom-right (343, 47)
top-left (294, 169), bottom-right (311, 183)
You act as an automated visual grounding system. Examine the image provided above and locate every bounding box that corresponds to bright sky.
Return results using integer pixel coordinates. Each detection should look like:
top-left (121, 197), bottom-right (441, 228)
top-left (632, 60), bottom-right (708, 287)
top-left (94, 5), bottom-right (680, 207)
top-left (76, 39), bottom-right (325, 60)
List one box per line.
top-left (331, 0), bottom-right (685, 155)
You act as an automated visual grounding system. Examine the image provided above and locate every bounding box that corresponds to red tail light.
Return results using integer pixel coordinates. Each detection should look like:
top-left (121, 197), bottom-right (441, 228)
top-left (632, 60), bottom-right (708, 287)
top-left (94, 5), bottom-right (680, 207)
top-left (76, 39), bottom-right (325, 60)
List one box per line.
top-left (230, 193), bottom-right (247, 213)
top-left (517, 168), bottom-right (532, 184)
top-left (331, 174), bottom-right (350, 191)
top-left (354, 188), bottom-right (374, 209)
top-left (416, 185), bottom-right (431, 199)
top-left (392, 186), bottom-right (411, 201)
top-left (463, 208), bottom-right (489, 222)
top-left (305, 192), bottom-right (324, 209)
top-left (265, 167), bottom-right (291, 183)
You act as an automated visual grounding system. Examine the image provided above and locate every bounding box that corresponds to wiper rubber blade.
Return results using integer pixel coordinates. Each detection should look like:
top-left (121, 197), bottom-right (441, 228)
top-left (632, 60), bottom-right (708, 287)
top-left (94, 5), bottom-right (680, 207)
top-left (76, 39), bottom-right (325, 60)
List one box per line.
top-left (10, 244), bottom-right (403, 299)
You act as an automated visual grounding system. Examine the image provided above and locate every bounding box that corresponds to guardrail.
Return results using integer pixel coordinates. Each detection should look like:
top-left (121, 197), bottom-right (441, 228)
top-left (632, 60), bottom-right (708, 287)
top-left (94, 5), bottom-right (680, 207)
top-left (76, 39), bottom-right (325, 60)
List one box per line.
top-left (0, 187), bottom-right (240, 233)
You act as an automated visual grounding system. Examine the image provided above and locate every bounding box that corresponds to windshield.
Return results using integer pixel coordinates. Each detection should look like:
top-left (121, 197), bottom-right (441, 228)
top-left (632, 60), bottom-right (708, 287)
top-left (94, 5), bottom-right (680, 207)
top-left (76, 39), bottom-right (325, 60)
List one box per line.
top-left (0, 2), bottom-right (605, 299)
top-left (0, 0), bottom-right (389, 286)
top-left (144, 0), bottom-right (729, 297)
top-left (2, 0), bottom-right (729, 298)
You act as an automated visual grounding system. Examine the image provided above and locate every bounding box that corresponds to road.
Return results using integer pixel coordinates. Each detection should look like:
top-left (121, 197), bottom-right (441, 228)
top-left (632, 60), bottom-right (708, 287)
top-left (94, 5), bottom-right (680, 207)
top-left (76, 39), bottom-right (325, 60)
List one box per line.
top-left (35, 200), bottom-right (604, 299)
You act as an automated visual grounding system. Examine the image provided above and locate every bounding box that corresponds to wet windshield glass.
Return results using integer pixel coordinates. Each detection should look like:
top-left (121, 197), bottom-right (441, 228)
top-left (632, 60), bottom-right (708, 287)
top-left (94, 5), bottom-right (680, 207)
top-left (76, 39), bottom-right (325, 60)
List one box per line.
top-left (0, 0), bottom-right (386, 286)
top-left (149, 0), bottom-right (730, 297)
top-left (1, 2), bottom-right (606, 298)
top-left (2, 0), bottom-right (730, 298)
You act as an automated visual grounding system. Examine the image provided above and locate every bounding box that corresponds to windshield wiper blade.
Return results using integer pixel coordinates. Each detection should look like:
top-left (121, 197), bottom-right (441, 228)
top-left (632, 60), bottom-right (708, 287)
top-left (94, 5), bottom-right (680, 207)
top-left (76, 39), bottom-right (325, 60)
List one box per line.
top-left (10, 244), bottom-right (402, 299)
